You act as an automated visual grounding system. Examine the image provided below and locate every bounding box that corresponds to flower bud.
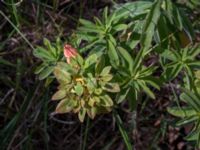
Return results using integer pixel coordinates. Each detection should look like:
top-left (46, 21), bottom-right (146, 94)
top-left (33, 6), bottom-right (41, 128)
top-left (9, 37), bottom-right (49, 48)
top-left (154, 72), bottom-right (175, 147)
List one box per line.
top-left (64, 44), bottom-right (78, 63)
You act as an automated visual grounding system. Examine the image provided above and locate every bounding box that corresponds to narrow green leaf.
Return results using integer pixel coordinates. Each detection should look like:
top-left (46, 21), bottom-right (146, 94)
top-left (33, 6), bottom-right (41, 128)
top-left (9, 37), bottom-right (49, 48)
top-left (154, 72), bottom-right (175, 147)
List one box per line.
top-left (100, 66), bottom-right (112, 76)
top-left (74, 83), bottom-right (84, 96)
top-left (175, 8), bottom-right (183, 30)
top-left (164, 63), bottom-right (183, 80)
top-left (167, 107), bottom-right (196, 118)
top-left (35, 63), bottom-right (47, 74)
top-left (107, 11), bottom-right (116, 27)
top-left (165, 0), bottom-right (173, 24)
top-left (44, 38), bottom-right (52, 51)
top-left (185, 130), bottom-right (200, 141)
top-left (107, 40), bottom-right (119, 66)
top-left (116, 87), bottom-right (130, 104)
top-left (181, 89), bottom-right (200, 112)
top-left (53, 66), bottom-right (71, 83)
top-left (39, 66), bottom-right (54, 80)
top-left (118, 46), bottom-right (134, 72)
top-left (78, 108), bottom-right (86, 122)
top-left (79, 19), bottom-right (96, 27)
top-left (84, 54), bottom-right (98, 69)
top-left (87, 107), bottom-right (97, 119)
top-left (190, 46), bottom-right (200, 58)
top-left (100, 95), bottom-right (113, 107)
top-left (78, 27), bottom-right (103, 34)
top-left (79, 38), bottom-right (101, 53)
top-left (55, 99), bottom-right (74, 113)
top-left (56, 62), bottom-right (75, 74)
top-left (33, 46), bottom-right (55, 61)
top-left (94, 17), bottom-right (104, 27)
top-left (103, 83), bottom-right (120, 93)
top-left (114, 111), bottom-right (132, 150)
top-left (95, 56), bottom-right (105, 74)
top-left (140, 76), bottom-right (161, 90)
top-left (114, 1), bottom-right (152, 20)
top-left (52, 89), bottom-right (66, 100)
top-left (138, 81), bottom-right (155, 99)
top-left (179, 9), bottom-right (195, 40)
top-left (138, 66), bottom-right (157, 77)
top-left (128, 87), bottom-right (138, 111)
top-left (113, 24), bottom-right (128, 32)
top-left (108, 34), bottom-right (117, 46)
top-left (103, 7), bottom-right (108, 25)
top-left (176, 116), bottom-right (198, 126)
top-left (140, 0), bottom-right (161, 51)
top-left (101, 74), bottom-right (113, 82)
top-left (132, 49), bottom-right (144, 76)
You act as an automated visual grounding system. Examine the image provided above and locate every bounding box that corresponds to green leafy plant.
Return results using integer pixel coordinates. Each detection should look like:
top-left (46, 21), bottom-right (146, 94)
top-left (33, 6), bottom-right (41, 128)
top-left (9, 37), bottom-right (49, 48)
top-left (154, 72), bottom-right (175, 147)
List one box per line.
top-left (33, 0), bottom-right (200, 149)
top-left (115, 48), bottom-right (161, 106)
top-left (168, 89), bottom-right (200, 148)
top-left (77, 7), bottom-right (127, 49)
top-left (161, 45), bottom-right (200, 81)
top-left (52, 53), bottom-right (120, 122)
top-left (33, 38), bottom-right (62, 80)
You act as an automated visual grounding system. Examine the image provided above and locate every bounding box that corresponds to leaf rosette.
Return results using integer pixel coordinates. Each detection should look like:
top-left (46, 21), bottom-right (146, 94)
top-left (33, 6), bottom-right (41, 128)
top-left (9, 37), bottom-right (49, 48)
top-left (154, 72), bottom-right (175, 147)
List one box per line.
top-left (52, 54), bottom-right (120, 122)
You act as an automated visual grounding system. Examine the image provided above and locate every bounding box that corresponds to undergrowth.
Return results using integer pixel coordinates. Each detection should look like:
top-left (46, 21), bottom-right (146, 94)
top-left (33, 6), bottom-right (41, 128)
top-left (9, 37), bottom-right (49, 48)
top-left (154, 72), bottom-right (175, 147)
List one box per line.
top-left (0, 0), bottom-right (200, 149)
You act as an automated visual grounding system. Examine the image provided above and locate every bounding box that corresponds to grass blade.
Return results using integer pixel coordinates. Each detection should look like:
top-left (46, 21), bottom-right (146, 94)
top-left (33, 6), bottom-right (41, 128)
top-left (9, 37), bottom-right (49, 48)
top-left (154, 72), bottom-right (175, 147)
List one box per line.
top-left (113, 111), bottom-right (132, 150)
top-left (0, 11), bottom-right (35, 51)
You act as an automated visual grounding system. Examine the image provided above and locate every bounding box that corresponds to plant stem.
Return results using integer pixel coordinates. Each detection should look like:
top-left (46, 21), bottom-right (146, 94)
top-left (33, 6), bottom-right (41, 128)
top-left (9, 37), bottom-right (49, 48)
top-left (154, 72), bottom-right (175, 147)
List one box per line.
top-left (113, 110), bottom-right (133, 150)
top-left (82, 116), bottom-right (90, 150)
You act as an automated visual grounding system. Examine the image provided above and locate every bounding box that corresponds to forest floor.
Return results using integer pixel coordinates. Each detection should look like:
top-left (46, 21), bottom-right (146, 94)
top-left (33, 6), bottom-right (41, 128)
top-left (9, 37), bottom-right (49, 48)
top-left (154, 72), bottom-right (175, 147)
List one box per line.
top-left (0, 0), bottom-right (199, 150)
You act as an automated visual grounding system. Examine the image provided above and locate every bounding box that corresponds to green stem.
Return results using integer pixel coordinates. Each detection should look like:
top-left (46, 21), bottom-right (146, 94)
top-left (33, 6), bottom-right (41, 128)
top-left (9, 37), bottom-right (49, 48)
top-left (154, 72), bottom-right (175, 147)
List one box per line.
top-left (82, 116), bottom-right (90, 150)
top-left (113, 110), bottom-right (133, 150)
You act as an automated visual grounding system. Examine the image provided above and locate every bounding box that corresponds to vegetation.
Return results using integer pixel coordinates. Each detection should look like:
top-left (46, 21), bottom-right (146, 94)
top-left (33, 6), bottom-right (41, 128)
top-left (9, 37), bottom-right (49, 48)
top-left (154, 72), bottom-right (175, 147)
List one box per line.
top-left (0, 0), bottom-right (200, 149)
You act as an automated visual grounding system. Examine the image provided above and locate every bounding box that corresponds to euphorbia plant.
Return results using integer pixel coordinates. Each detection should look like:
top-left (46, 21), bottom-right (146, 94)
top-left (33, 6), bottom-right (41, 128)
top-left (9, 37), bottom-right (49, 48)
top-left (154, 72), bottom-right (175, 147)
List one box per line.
top-left (33, 0), bottom-right (200, 149)
top-left (51, 45), bottom-right (120, 122)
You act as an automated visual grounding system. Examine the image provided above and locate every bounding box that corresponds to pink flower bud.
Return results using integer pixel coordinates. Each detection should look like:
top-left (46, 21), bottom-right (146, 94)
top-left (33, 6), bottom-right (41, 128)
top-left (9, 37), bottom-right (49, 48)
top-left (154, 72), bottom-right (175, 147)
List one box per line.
top-left (64, 44), bottom-right (78, 64)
